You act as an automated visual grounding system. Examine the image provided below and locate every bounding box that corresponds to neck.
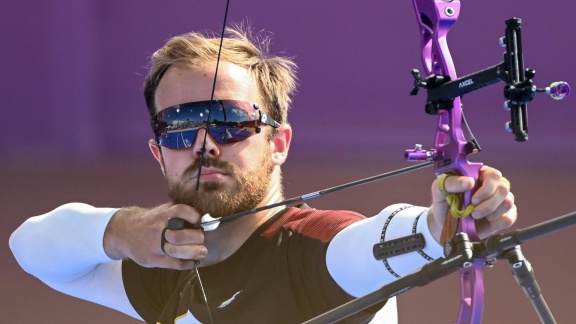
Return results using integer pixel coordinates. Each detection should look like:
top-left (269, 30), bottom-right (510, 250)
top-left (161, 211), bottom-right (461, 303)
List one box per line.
top-left (200, 170), bottom-right (285, 267)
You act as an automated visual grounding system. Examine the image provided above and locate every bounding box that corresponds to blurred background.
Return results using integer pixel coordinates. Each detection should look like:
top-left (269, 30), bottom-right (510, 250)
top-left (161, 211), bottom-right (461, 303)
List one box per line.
top-left (2, 1), bottom-right (575, 323)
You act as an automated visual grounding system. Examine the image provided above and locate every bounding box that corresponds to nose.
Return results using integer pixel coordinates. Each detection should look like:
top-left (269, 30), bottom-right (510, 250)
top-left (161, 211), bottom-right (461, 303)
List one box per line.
top-left (191, 128), bottom-right (221, 159)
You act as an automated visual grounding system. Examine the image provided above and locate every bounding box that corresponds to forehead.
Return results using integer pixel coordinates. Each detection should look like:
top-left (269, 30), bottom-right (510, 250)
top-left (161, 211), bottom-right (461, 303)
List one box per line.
top-left (155, 61), bottom-right (261, 113)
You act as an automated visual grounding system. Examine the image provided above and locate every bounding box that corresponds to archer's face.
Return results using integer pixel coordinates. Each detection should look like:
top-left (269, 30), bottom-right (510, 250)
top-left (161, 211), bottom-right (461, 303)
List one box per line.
top-left (149, 61), bottom-right (275, 217)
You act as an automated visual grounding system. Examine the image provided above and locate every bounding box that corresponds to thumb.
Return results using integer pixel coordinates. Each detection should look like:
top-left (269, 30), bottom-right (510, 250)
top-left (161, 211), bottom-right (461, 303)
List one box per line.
top-left (433, 174), bottom-right (475, 200)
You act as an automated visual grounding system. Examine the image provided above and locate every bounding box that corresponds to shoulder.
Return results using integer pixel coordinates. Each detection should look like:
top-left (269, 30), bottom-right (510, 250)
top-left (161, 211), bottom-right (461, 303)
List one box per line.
top-left (262, 207), bottom-right (366, 243)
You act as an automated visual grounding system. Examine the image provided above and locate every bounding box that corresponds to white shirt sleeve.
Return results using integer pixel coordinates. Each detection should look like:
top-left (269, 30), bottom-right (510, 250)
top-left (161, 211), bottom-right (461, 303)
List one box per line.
top-left (9, 202), bottom-right (143, 321)
top-left (326, 203), bottom-right (445, 297)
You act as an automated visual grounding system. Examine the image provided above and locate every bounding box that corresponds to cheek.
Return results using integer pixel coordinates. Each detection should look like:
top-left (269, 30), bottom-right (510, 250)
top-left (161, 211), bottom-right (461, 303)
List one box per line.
top-left (161, 151), bottom-right (191, 178)
top-left (236, 142), bottom-right (270, 167)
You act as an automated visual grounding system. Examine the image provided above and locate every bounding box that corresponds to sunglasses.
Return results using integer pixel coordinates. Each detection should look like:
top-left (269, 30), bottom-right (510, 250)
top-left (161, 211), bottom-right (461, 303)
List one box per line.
top-left (153, 100), bottom-right (281, 149)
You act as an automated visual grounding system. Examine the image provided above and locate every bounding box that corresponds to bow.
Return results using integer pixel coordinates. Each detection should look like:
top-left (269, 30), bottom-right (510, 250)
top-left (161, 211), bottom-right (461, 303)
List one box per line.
top-left (405, 1), bottom-right (569, 323)
top-left (405, 1), bottom-right (485, 322)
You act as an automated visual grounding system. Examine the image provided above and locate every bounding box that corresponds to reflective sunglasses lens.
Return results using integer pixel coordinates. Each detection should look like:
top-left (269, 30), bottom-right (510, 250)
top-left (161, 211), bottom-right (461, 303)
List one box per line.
top-left (154, 100), bottom-right (267, 149)
top-left (158, 129), bottom-right (199, 149)
top-left (157, 127), bottom-right (255, 148)
top-left (209, 127), bottom-right (254, 144)
top-left (156, 100), bottom-right (254, 132)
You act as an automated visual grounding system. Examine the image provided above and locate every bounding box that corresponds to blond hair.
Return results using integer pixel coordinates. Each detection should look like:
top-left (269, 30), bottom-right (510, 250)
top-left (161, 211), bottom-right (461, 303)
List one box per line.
top-left (144, 24), bottom-right (298, 132)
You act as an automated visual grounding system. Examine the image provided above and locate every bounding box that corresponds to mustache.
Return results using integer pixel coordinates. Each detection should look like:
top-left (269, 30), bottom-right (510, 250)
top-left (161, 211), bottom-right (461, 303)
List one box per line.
top-left (183, 158), bottom-right (234, 178)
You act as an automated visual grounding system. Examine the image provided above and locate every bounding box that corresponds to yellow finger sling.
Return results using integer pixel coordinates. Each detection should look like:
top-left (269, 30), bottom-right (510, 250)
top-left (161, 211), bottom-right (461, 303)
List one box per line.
top-left (437, 174), bottom-right (510, 218)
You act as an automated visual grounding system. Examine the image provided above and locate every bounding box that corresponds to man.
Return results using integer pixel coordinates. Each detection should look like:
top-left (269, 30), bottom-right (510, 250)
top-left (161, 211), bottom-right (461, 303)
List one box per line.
top-left (10, 26), bottom-right (516, 323)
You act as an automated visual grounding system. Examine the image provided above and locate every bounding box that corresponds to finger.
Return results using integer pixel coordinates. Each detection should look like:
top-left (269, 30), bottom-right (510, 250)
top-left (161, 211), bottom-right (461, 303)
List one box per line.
top-left (475, 204), bottom-right (517, 239)
top-left (162, 242), bottom-right (208, 261)
top-left (167, 204), bottom-right (202, 225)
top-left (438, 174), bottom-right (475, 195)
top-left (471, 185), bottom-right (513, 220)
top-left (164, 228), bottom-right (205, 245)
top-left (471, 167), bottom-right (504, 205)
top-left (479, 192), bottom-right (515, 222)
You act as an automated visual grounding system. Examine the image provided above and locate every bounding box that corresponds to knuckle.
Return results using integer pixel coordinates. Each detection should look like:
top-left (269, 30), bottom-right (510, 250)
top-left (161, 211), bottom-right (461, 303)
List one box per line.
top-left (502, 192), bottom-right (515, 209)
top-left (481, 166), bottom-right (502, 180)
top-left (163, 243), bottom-right (173, 256)
top-left (169, 205), bottom-right (200, 223)
top-left (168, 204), bottom-right (185, 216)
top-left (503, 199), bottom-right (514, 211)
top-left (493, 169), bottom-right (503, 179)
top-left (499, 214), bottom-right (515, 229)
top-left (496, 183), bottom-right (510, 196)
top-left (484, 164), bottom-right (500, 174)
top-left (487, 170), bottom-right (502, 183)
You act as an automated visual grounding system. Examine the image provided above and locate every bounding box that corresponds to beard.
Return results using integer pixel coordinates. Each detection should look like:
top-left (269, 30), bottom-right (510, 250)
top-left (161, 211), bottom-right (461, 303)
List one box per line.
top-left (164, 149), bottom-right (274, 218)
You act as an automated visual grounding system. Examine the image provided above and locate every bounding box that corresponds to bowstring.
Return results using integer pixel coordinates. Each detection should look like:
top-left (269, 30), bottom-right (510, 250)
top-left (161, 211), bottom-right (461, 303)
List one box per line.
top-left (195, 0), bottom-right (231, 191)
top-left (193, 0), bottom-right (232, 323)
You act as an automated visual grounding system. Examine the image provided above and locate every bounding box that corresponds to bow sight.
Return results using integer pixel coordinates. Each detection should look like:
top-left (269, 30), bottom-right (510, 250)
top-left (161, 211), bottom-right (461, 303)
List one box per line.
top-left (409, 17), bottom-right (570, 143)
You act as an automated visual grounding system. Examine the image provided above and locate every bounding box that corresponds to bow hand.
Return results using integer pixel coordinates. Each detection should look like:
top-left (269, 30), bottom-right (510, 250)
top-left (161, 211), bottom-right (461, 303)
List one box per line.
top-left (428, 166), bottom-right (517, 244)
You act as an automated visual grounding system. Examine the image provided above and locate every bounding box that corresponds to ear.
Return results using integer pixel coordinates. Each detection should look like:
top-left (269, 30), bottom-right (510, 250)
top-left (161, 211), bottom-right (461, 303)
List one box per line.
top-left (270, 124), bottom-right (292, 166)
top-left (149, 139), bottom-right (166, 176)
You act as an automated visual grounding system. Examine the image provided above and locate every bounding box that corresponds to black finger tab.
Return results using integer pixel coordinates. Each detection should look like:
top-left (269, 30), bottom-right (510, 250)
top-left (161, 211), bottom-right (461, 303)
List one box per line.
top-left (167, 217), bottom-right (197, 230)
